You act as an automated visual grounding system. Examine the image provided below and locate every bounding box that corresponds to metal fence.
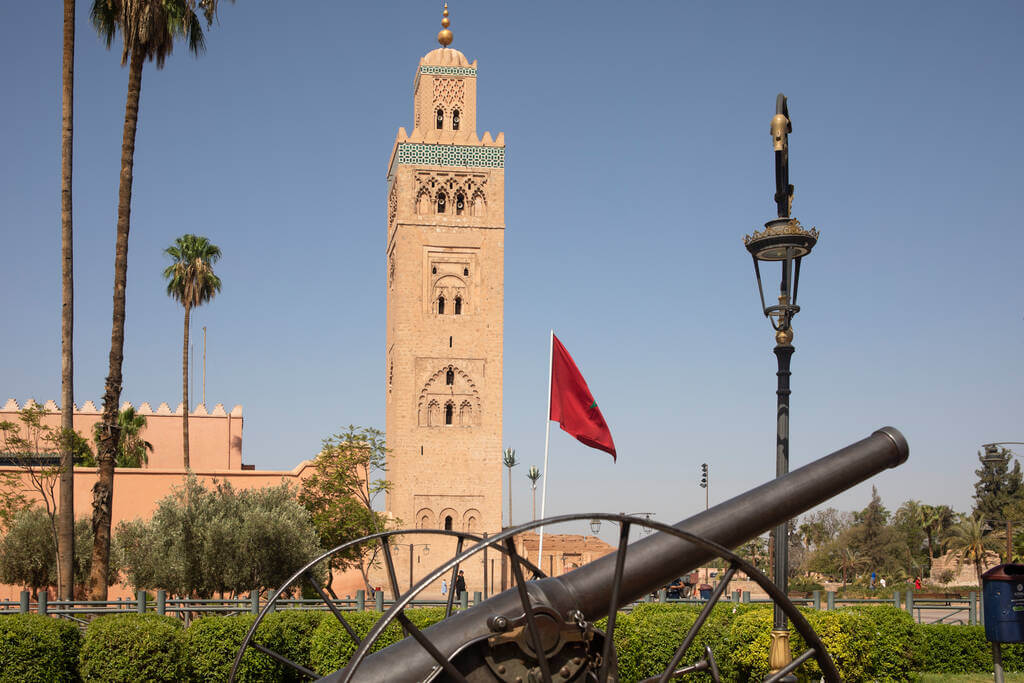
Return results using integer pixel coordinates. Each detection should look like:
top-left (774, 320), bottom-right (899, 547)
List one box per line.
top-left (0, 588), bottom-right (479, 626)
top-left (1, 588), bottom-right (979, 626)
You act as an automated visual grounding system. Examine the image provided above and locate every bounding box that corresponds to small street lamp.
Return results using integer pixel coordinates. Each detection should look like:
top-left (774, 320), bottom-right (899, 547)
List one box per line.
top-left (403, 542), bottom-right (430, 593)
top-left (744, 93), bottom-right (819, 681)
top-left (588, 512), bottom-right (654, 537)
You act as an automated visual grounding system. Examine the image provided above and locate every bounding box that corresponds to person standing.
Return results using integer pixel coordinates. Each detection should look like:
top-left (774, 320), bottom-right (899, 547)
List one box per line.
top-left (441, 578), bottom-right (448, 596)
top-left (455, 570), bottom-right (467, 599)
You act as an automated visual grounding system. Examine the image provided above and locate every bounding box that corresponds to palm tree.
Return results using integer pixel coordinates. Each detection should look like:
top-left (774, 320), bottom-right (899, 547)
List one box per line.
top-left (58, 0), bottom-right (76, 603)
top-left (527, 466), bottom-right (541, 521)
top-left (88, 0), bottom-right (224, 602)
top-left (92, 407), bottom-right (153, 468)
top-left (502, 448), bottom-right (517, 527)
top-left (945, 516), bottom-right (1002, 586)
top-left (836, 547), bottom-right (867, 588)
top-left (163, 234), bottom-right (222, 469)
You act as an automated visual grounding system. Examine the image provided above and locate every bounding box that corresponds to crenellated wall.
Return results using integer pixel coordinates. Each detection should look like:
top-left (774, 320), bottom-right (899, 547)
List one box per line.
top-left (1, 398), bottom-right (243, 471)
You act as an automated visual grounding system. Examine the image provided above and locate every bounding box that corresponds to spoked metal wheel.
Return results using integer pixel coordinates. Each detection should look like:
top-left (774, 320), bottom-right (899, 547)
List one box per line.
top-left (233, 515), bottom-right (840, 683)
top-left (228, 528), bottom-right (545, 682)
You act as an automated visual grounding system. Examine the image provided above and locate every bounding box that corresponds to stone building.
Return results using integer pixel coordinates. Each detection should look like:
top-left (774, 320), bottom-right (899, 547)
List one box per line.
top-left (382, 16), bottom-right (506, 596)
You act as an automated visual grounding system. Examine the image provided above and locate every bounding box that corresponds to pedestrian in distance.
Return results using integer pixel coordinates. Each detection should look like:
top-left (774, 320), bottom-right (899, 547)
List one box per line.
top-left (455, 570), bottom-right (467, 598)
top-left (441, 578), bottom-right (448, 596)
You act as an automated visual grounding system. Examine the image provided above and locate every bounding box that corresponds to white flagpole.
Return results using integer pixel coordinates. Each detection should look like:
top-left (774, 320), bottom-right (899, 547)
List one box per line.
top-left (537, 329), bottom-right (553, 568)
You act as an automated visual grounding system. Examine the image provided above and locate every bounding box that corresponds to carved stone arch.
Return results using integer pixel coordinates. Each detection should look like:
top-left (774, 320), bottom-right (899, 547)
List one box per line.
top-left (459, 400), bottom-right (473, 426)
top-left (439, 507), bottom-right (458, 532)
top-left (416, 187), bottom-right (432, 215)
top-left (463, 508), bottom-right (481, 534)
top-left (418, 364), bottom-right (482, 427)
top-left (416, 508), bottom-right (435, 529)
top-left (471, 188), bottom-right (486, 217)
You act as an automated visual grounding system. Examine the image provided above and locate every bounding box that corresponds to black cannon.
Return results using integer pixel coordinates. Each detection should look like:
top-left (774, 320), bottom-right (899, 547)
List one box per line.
top-left (233, 427), bottom-right (908, 682)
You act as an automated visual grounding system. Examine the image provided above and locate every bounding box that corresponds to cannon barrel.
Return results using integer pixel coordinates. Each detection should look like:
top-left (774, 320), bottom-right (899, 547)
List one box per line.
top-left (322, 426), bottom-right (908, 682)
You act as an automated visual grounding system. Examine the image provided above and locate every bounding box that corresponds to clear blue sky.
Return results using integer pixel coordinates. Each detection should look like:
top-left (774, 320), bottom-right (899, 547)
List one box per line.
top-left (2, 2), bottom-right (1022, 536)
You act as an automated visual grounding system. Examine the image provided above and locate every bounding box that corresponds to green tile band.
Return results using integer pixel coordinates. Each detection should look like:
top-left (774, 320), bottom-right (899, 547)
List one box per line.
top-left (396, 143), bottom-right (504, 169)
top-left (419, 65), bottom-right (477, 77)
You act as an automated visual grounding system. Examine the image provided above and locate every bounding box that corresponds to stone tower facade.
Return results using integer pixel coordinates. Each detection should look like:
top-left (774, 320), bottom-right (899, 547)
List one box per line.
top-left (384, 37), bottom-right (505, 589)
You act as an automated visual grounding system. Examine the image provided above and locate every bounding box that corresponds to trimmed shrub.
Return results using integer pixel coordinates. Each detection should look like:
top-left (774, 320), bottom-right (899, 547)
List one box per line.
top-left (309, 607), bottom-right (448, 675)
top-left (0, 614), bottom-right (81, 683)
top-left (80, 613), bottom-right (185, 682)
top-left (257, 611), bottom-right (327, 681)
top-left (186, 614), bottom-right (277, 682)
top-left (915, 624), bottom-right (990, 673)
top-left (842, 604), bottom-right (919, 681)
top-left (611, 602), bottom-right (763, 681)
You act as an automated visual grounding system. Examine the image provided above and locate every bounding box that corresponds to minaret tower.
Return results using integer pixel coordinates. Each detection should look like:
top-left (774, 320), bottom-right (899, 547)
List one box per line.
top-left (385, 6), bottom-right (505, 587)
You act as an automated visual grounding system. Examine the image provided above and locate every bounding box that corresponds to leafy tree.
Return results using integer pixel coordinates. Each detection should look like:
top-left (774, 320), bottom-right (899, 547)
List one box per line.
top-left (0, 507), bottom-right (118, 599)
top-left (503, 448), bottom-right (517, 526)
top-left (162, 234), bottom-right (222, 469)
top-left (527, 465), bottom-right (541, 521)
top-left (797, 508), bottom-right (851, 549)
top-left (88, 0), bottom-right (228, 602)
top-left (59, 0), bottom-right (77, 604)
top-left (91, 406), bottom-right (153, 468)
top-left (890, 500), bottom-right (929, 579)
top-left (299, 426), bottom-right (391, 594)
top-left (0, 407), bottom-right (65, 589)
top-left (973, 445), bottom-right (1024, 522)
top-left (945, 515), bottom-right (1002, 586)
top-left (116, 476), bottom-right (321, 597)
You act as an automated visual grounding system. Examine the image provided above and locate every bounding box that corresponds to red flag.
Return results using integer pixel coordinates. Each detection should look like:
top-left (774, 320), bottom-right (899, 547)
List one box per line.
top-left (549, 334), bottom-right (616, 460)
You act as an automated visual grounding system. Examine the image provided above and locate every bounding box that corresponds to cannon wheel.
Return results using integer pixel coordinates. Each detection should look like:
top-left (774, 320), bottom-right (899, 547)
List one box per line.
top-left (231, 514), bottom-right (840, 683)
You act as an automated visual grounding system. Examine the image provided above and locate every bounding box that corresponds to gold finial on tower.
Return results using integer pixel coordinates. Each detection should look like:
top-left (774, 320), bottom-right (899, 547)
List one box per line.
top-left (437, 3), bottom-right (453, 47)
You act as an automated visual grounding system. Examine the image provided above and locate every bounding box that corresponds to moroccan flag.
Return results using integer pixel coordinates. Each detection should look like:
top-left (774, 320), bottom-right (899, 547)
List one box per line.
top-left (549, 334), bottom-right (617, 460)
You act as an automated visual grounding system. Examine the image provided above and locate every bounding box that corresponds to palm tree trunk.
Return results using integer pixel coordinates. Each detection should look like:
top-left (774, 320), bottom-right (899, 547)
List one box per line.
top-left (507, 467), bottom-right (512, 527)
top-left (182, 303), bottom-right (191, 469)
top-left (532, 486), bottom-right (536, 522)
top-left (90, 46), bottom-right (143, 601)
top-left (58, 0), bottom-right (75, 603)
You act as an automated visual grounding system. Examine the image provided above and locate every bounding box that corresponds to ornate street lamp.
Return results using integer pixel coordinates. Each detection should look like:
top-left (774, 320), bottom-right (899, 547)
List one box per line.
top-left (744, 93), bottom-right (819, 681)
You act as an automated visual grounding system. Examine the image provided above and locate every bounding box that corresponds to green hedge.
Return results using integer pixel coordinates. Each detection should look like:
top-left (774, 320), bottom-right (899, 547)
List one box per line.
top-left (15, 603), bottom-right (1024, 680)
top-left (0, 614), bottom-right (81, 683)
top-left (79, 614), bottom-right (185, 682)
top-left (309, 607), bottom-right (448, 675)
top-left (186, 614), bottom-right (277, 682)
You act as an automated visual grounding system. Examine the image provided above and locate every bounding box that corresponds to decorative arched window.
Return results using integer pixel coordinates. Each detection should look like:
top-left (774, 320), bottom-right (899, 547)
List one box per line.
top-left (452, 109), bottom-right (460, 130)
top-left (444, 515), bottom-right (453, 531)
top-left (437, 192), bottom-right (446, 214)
top-left (446, 368), bottom-right (454, 385)
top-left (432, 266), bottom-right (437, 274)
top-left (436, 109), bottom-right (444, 129)
top-left (455, 193), bottom-right (465, 216)
top-left (459, 401), bottom-right (472, 426)
top-left (463, 267), bottom-right (469, 276)
top-left (444, 402), bottom-right (454, 425)
top-left (454, 296), bottom-right (462, 315)
top-left (437, 296), bottom-right (445, 315)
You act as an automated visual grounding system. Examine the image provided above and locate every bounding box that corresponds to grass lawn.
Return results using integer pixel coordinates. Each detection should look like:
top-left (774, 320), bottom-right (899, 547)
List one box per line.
top-left (915, 675), bottom-right (1024, 682)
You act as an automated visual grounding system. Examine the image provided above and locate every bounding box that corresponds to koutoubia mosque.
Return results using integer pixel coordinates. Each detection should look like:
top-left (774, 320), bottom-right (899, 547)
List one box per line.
top-left (384, 8), bottom-right (505, 550)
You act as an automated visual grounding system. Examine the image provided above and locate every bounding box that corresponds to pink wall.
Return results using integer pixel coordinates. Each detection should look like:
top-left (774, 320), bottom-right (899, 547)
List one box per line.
top-left (1, 398), bottom-right (243, 471)
top-left (0, 461), bottom-right (315, 600)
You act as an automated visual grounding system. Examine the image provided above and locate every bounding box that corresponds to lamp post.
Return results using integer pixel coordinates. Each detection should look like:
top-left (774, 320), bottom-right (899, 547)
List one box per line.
top-left (405, 543), bottom-right (430, 593)
top-left (700, 464), bottom-right (709, 582)
top-left (744, 93), bottom-right (819, 680)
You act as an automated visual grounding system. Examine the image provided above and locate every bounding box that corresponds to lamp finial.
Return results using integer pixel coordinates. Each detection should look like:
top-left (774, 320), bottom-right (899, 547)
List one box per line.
top-left (437, 3), bottom-right (453, 47)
